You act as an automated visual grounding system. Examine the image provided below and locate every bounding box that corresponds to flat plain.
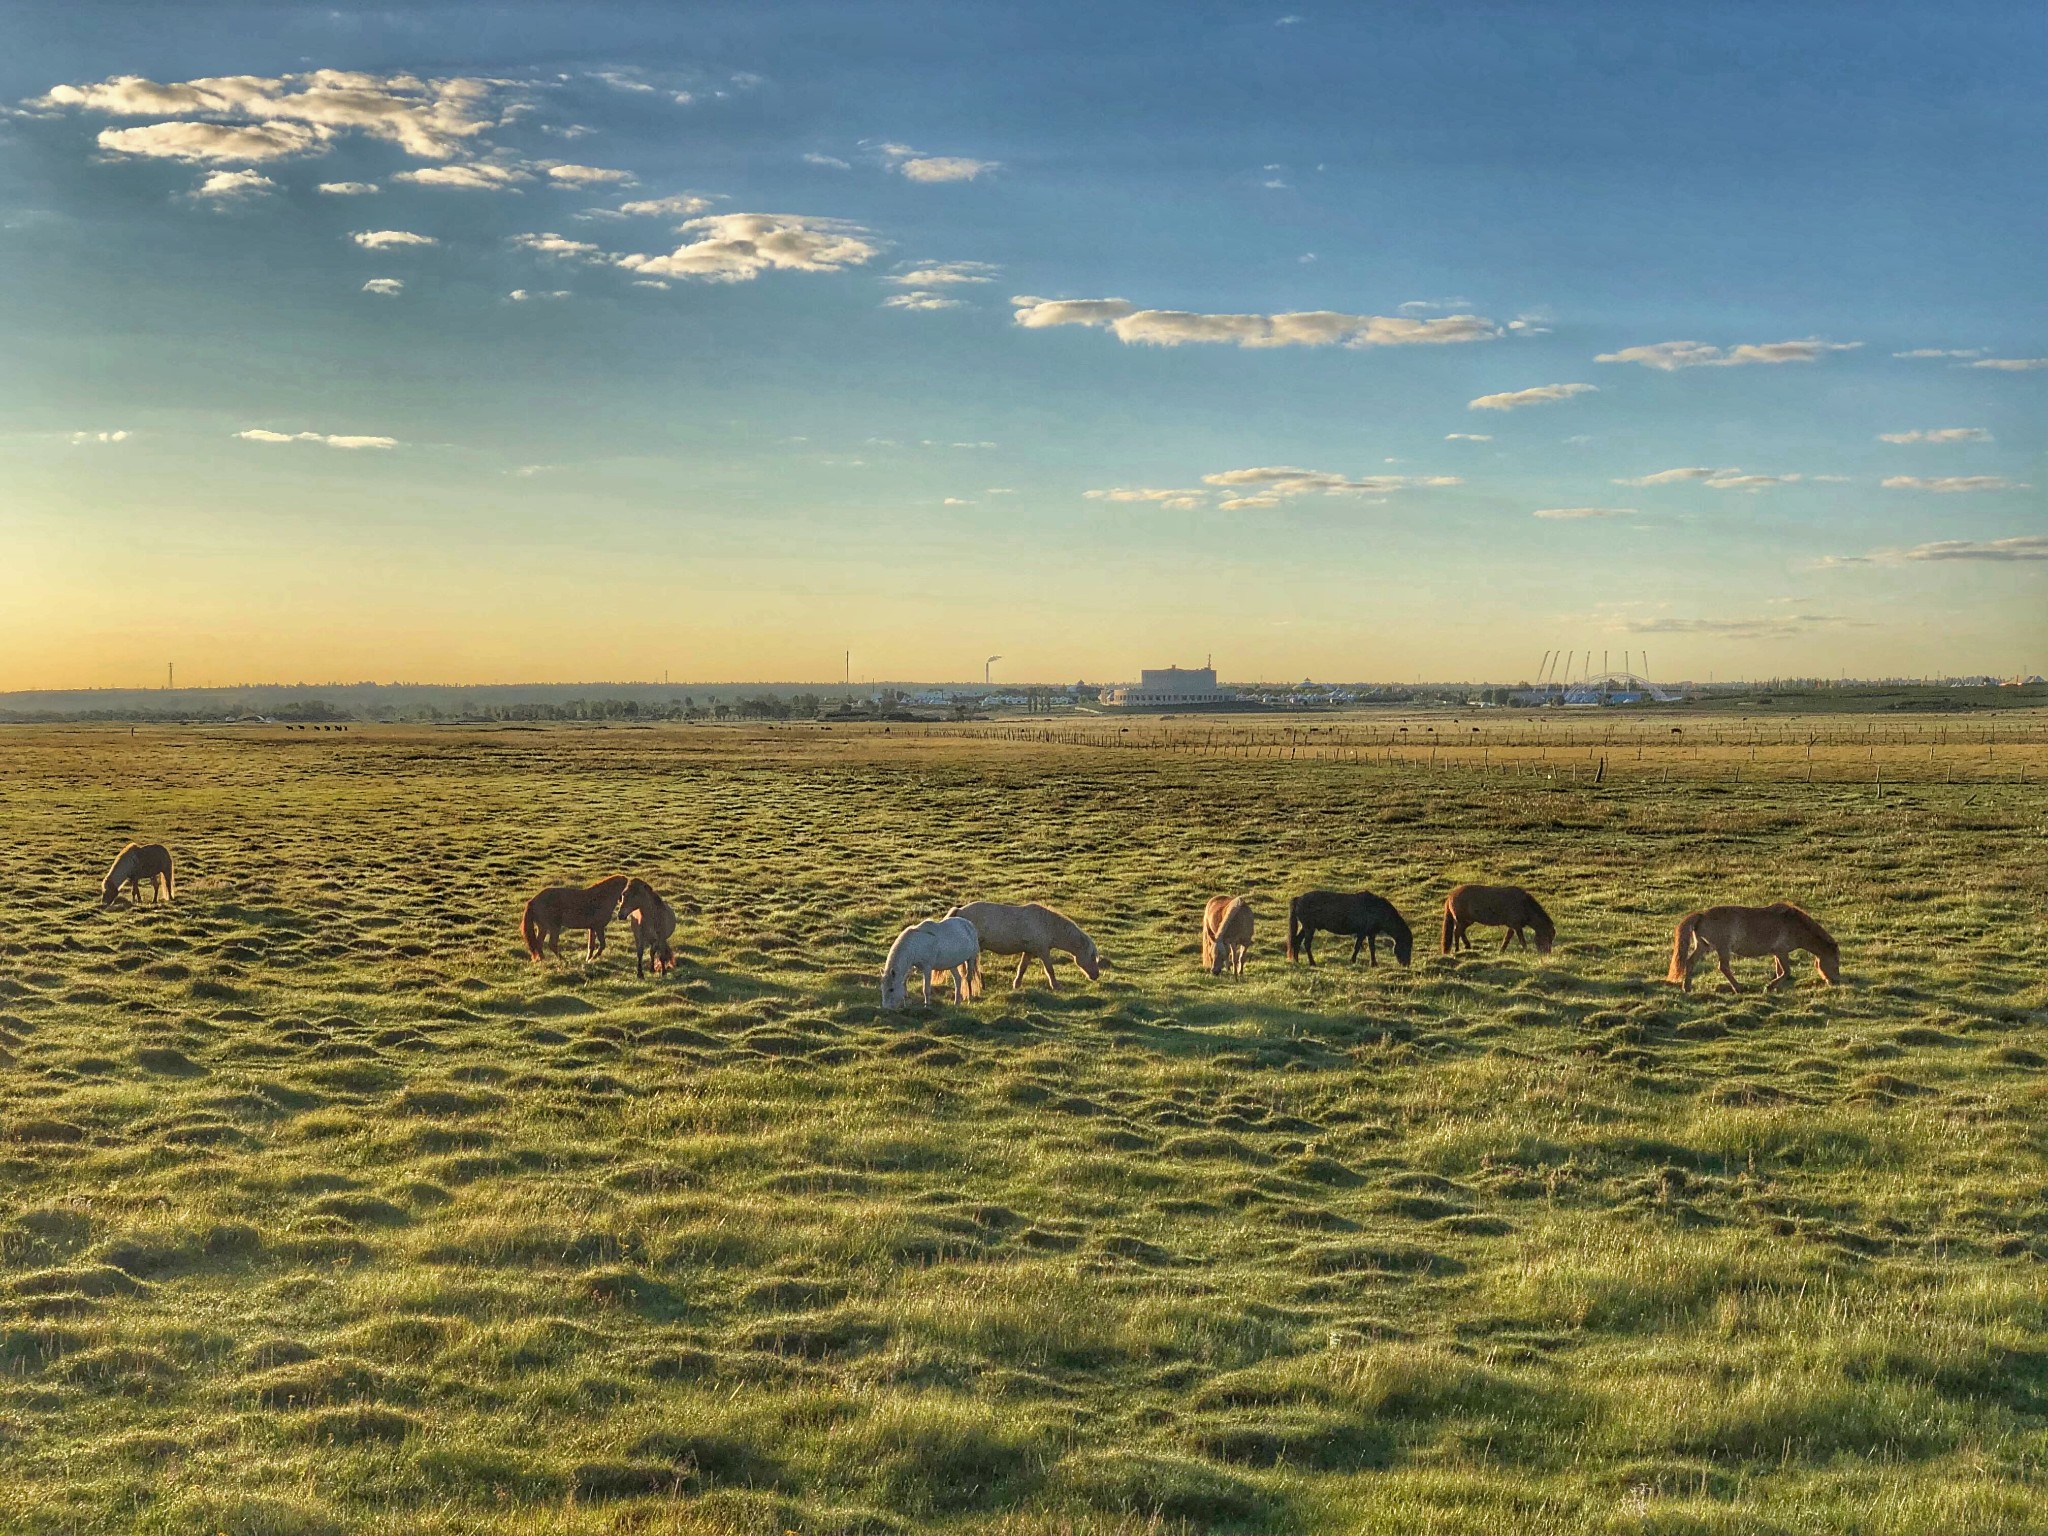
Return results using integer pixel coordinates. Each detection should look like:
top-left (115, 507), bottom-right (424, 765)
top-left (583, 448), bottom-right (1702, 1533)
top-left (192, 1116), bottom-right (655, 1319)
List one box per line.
top-left (1, 716), bottom-right (2044, 1535)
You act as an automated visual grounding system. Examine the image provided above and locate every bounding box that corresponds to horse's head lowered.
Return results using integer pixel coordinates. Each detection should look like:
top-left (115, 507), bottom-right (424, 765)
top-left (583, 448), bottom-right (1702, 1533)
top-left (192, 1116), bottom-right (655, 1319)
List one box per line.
top-left (1531, 910), bottom-right (1557, 958)
top-left (1074, 937), bottom-right (1103, 981)
top-left (1813, 940), bottom-right (1842, 986)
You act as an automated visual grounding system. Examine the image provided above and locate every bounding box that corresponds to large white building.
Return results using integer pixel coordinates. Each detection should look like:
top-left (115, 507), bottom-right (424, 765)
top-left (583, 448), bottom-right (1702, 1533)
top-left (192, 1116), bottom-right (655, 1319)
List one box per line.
top-left (1101, 665), bottom-right (1237, 708)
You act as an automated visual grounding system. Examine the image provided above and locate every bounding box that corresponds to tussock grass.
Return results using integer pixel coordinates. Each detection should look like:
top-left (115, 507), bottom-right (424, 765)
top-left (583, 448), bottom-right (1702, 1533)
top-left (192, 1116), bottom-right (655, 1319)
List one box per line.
top-left (0, 718), bottom-right (2043, 1533)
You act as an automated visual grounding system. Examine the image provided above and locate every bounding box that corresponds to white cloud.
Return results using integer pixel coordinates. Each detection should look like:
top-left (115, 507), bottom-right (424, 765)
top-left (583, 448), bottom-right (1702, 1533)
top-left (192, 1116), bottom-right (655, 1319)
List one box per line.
top-left (889, 261), bottom-right (998, 287)
top-left (511, 231), bottom-right (601, 257)
top-left (1893, 347), bottom-right (1982, 359)
top-left (1822, 535), bottom-right (2048, 567)
top-left (942, 497), bottom-right (973, 506)
top-left (317, 180), bottom-right (379, 195)
top-left (1442, 433), bottom-right (1491, 442)
top-left (803, 152), bottom-right (852, 169)
top-left (1876, 427), bottom-right (1992, 444)
top-left (1614, 466), bottom-right (1801, 491)
top-left (1968, 357), bottom-right (2048, 371)
top-left (616, 193), bottom-right (714, 218)
top-left (594, 71), bottom-right (656, 94)
top-left (1469, 382), bottom-right (1596, 411)
top-left (98, 120), bottom-right (322, 163)
top-left (1881, 475), bottom-right (2029, 493)
top-left (393, 162), bottom-right (529, 190)
top-left (543, 162), bottom-right (635, 186)
top-left (361, 278), bottom-right (404, 296)
top-left (191, 168), bottom-right (276, 198)
top-left (1535, 507), bottom-right (1634, 519)
top-left (1595, 338), bottom-right (1861, 370)
top-left (615, 212), bottom-right (877, 283)
top-left (236, 429), bottom-right (396, 449)
top-left (1610, 613), bottom-right (1853, 637)
top-left (1084, 487), bottom-right (1210, 510)
top-left (1011, 295), bottom-right (1497, 349)
top-left (351, 228), bottom-right (436, 249)
top-left (44, 70), bottom-right (507, 161)
top-left (69, 430), bottom-right (129, 444)
top-left (879, 144), bottom-right (998, 182)
top-left (508, 288), bottom-right (571, 302)
top-left (1201, 466), bottom-right (1460, 497)
top-left (883, 291), bottom-right (962, 311)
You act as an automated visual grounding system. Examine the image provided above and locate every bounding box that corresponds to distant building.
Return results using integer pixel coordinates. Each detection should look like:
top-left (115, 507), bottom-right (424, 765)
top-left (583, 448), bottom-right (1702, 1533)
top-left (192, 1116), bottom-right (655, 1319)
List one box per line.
top-left (1101, 665), bottom-right (1238, 708)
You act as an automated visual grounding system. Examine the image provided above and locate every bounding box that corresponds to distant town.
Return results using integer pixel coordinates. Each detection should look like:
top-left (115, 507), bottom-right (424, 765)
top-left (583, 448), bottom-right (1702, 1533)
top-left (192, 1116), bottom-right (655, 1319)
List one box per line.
top-left (3, 664), bottom-right (2042, 725)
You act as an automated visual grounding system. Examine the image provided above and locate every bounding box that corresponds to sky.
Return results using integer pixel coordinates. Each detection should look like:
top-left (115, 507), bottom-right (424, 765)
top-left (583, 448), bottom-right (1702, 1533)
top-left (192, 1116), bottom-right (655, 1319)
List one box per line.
top-left (2, 0), bottom-right (2043, 690)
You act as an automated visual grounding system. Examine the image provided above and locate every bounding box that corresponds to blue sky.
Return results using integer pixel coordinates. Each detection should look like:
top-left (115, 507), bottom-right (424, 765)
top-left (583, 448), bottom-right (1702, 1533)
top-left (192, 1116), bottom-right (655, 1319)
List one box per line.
top-left (2, 1), bottom-right (2042, 688)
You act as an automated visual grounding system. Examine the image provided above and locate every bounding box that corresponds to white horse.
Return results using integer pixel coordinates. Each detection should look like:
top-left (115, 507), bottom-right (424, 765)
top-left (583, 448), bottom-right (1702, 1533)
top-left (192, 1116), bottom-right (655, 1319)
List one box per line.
top-left (881, 916), bottom-right (981, 1010)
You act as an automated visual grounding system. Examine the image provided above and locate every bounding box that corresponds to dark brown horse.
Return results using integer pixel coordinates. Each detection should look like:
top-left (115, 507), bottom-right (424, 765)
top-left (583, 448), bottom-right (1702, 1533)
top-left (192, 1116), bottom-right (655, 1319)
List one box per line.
top-left (1287, 890), bottom-right (1412, 967)
top-left (1442, 884), bottom-right (1555, 956)
top-left (521, 874), bottom-right (630, 961)
top-left (617, 877), bottom-right (678, 977)
top-left (101, 843), bottom-right (174, 906)
top-left (1668, 903), bottom-right (1840, 992)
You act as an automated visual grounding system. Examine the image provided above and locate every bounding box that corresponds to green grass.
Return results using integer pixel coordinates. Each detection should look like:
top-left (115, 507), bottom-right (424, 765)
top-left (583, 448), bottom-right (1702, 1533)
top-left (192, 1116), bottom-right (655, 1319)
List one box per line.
top-left (0, 720), bottom-right (2043, 1534)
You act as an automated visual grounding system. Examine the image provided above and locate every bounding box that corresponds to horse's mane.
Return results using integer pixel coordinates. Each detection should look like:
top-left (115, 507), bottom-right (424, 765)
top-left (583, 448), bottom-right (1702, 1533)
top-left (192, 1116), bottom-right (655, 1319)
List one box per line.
top-left (1781, 903), bottom-right (1837, 954)
top-left (1034, 904), bottom-right (1094, 955)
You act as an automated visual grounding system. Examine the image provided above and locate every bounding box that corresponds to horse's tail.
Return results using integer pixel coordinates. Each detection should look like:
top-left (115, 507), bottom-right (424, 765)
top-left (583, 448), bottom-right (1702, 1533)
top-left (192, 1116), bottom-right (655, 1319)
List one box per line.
top-left (1667, 914), bottom-right (1699, 983)
top-left (521, 899), bottom-right (545, 961)
top-left (1440, 901), bottom-right (1457, 955)
top-left (1285, 897), bottom-right (1301, 962)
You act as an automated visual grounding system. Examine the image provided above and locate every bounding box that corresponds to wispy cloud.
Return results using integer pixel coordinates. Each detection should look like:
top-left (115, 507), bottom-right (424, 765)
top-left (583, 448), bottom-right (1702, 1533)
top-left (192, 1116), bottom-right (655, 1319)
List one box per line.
top-left (1444, 433), bottom-right (1492, 442)
top-left (1877, 427), bottom-right (1992, 444)
top-left (882, 291), bottom-right (962, 311)
top-left (614, 212), bottom-right (877, 283)
top-left (351, 229), bottom-right (437, 249)
top-left (1893, 347), bottom-right (1981, 359)
top-left (361, 278), bottom-right (403, 296)
top-left (1595, 338), bottom-right (1861, 370)
top-left (1967, 357), bottom-right (2048, 371)
top-left (511, 231), bottom-right (601, 257)
top-left (393, 162), bottom-right (529, 190)
top-left (1012, 296), bottom-right (1497, 349)
top-left (1822, 535), bottom-right (2048, 567)
top-left (1084, 487), bottom-right (1209, 510)
top-left (802, 152), bottom-right (851, 170)
top-left (889, 261), bottom-right (999, 287)
top-left (1469, 382), bottom-right (1595, 411)
top-left (190, 168), bottom-right (275, 199)
top-left (1609, 612), bottom-right (1855, 637)
top-left (542, 162), bottom-right (634, 186)
top-left (1614, 466), bottom-right (1804, 491)
top-left (236, 428), bottom-right (396, 449)
top-left (317, 180), bottom-right (379, 195)
top-left (97, 121), bottom-right (320, 163)
top-left (69, 430), bottom-right (130, 444)
top-left (1534, 507), bottom-right (1634, 519)
top-left (508, 288), bottom-right (571, 302)
top-left (879, 143), bottom-right (998, 182)
top-left (1880, 475), bottom-right (2029, 493)
top-left (616, 193), bottom-right (714, 218)
top-left (1083, 466), bottom-right (1458, 513)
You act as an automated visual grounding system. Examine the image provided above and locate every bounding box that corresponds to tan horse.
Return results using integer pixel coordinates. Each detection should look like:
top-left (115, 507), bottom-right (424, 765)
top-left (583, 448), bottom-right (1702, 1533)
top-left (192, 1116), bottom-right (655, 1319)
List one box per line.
top-left (1442, 884), bottom-right (1555, 956)
top-left (1668, 903), bottom-right (1840, 992)
top-left (616, 877), bottom-right (678, 978)
top-left (522, 874), bottom-right (631, 961)
top-left (1202, 896), bottom-right (1254, 977)
top-left (101, 843), bottom-right (174, 906)
top-left (943, 901), bottom-right (1101, 992)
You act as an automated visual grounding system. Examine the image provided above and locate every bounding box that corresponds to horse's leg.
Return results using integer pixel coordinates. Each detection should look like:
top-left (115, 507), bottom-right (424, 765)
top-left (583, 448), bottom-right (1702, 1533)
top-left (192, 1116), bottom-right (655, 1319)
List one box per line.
top-left (1041, 953), bottom-right (1059, 992)
top-left (1767, 953), bottom-right (1791, 991)
top-left (1499, 927), bottom-right (1515, 952)
top-left (1715, 945), bottom-right (1742, 993)
top-left (1366, 934), bottom-right (1377, 967)
top-left (1013, 953), bottom-right (1030, 989)
top-left (1303, 931), bottom-right (1315, 966)
top-left (1350, 933), bottom-right (1363, 963)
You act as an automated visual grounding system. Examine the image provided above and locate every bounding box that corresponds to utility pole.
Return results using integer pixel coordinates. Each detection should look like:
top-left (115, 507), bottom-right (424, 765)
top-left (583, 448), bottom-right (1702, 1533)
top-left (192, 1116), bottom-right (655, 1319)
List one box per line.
top-left (167, 662), bottom-right (173, 691)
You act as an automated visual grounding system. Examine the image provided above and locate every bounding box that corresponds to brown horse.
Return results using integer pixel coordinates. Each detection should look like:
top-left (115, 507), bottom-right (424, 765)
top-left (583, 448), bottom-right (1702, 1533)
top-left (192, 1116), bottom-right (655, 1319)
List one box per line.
top-left (1442, 884), bottom-right (1555, 956)
top-left (1287, 890), bottom-right (1412, 967)
top-left (617, 877), bottom-right (678, 977)
top-left (522, 874), bottom-right (630, 961)
top-left (101, 842), bottom-right (174, 906)
top-left (1668, 903), bottom-right (1840, 993)
top-left (1202, 896), bottom-right (1254, 977)
top-left (943, 901), bottom-right (1102, 992)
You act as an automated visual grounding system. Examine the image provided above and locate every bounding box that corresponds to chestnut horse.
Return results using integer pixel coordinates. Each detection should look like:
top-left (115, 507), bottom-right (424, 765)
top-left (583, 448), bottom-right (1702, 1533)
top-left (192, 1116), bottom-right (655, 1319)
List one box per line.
top-left (522, 874), bottom-right (631, 961)
top-left (101, 843), bottom-right (174, 906)
top-left (1668, 903), bottom-right (1840, 993)
top-left (944, 901), bottom-right (1101, 992)
top-left (617, 877), bottom-right (678, 977)
top-left (1441, 884), bottom-right (1555, 956)
top-left (1202, 896), bottom-right (1254, 977)
top-left (1287, 890), bottom-right (1412, 967)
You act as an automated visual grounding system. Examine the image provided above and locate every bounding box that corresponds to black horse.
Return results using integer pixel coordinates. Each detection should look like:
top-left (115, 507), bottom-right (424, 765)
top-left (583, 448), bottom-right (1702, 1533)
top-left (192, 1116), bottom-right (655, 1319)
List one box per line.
top-left (1286, 889), bottom-right (1413, 967)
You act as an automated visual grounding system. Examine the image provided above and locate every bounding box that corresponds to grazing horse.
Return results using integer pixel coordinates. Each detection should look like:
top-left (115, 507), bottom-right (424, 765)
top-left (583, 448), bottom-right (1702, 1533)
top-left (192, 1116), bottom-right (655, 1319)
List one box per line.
top-left (881, 916), bottom-right (981, 1009)
top-left (1286, 889), bottom-right (1412, 967)
top-left (101, 843), bottom-right (173, 906)
top-left (616, 877), bottom-right (678, 978)
top-left (1442, 884), bottom-right (1555, 956)
top-left (1669, 903), bottom-right (1840, 993)
top-left (521, 874), bottom-right (631, 962)
top-left (1202, 896), bottom-right (1254, 977)
top-left (943, 901), bottom-right (1101, 992)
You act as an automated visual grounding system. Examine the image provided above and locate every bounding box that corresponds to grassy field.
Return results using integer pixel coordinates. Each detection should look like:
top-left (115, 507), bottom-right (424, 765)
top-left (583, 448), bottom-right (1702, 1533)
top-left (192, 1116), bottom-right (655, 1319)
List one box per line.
top-left (1, 718), bottom-right (2044, 1535)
